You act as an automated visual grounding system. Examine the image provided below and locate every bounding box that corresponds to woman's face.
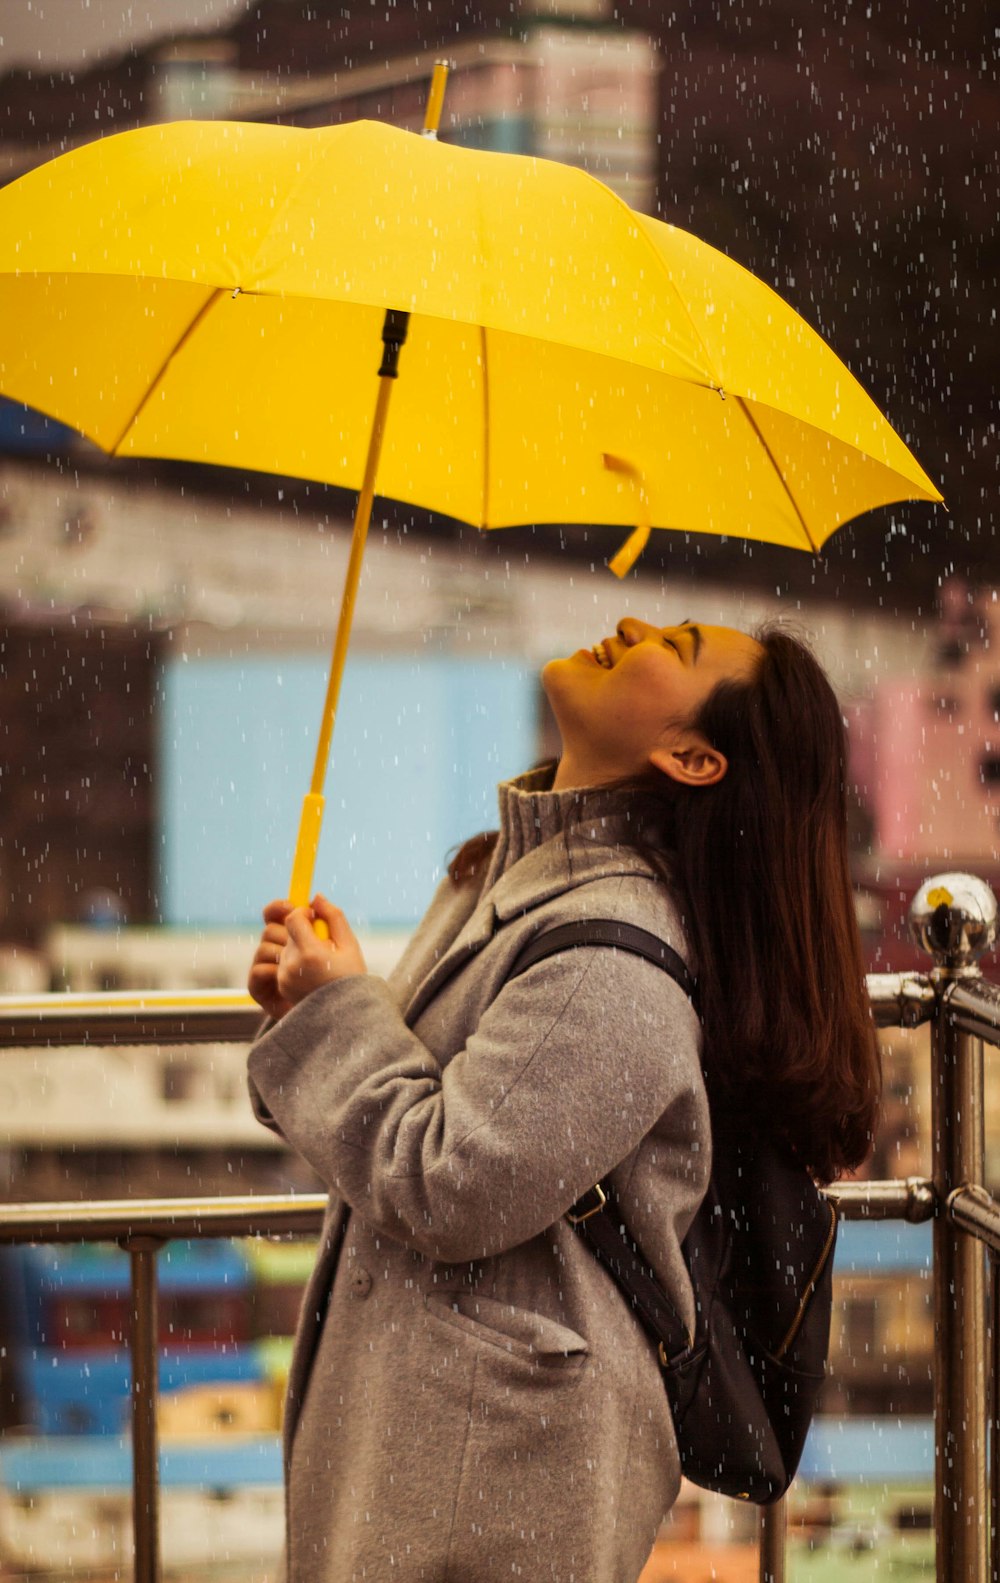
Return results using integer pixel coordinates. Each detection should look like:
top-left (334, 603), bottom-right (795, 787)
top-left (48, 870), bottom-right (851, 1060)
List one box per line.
top-left (542, 617), bottom-right (762, 790)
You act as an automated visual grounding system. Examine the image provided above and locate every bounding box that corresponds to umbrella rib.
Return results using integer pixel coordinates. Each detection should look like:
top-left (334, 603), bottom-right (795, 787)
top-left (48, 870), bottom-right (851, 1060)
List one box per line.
top-left (735, 396), bottom-right (820, 554)
top-left (107, 286), bottom-right (226, 456)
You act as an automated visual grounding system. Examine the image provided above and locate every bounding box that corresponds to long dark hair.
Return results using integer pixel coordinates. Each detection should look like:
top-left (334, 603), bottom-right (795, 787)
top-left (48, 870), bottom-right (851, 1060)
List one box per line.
top-left (449, 626), bottom-right (880, 1183)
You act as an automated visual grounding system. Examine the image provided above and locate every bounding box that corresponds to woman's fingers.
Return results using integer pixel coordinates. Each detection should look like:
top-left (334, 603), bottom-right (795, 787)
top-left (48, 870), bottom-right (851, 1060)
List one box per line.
top-left (312, 894), bottom-right (368, 976)
top-left (249, 961), bottom-right (277, 992)
top-left (254, 895), bottom-right (366, 1015)
top-left (310, 894), bottom-right (352, 945)
top-left (276, 897), bottom-right (367, 1005)
top-left (247, 958), bottom-right (291, 1020)
top-left (284, 906), bottom-right (321, 949)
top-left (249, 902), bottom-right (296, 1019)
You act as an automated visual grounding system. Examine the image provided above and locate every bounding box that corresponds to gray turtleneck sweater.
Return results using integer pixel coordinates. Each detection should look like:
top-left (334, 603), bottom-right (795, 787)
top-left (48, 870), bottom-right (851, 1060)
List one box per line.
top-left (248, 770), bottom-right (710, 1583)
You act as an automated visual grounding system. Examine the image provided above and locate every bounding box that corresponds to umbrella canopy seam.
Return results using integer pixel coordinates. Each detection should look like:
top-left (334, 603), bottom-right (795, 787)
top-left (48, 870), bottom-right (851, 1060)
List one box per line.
top-left (249, 130), bottom-right (331, 298)
top-left (734, 395), bottom-right (820, 554)
top-left (583, 172), bottom-right (727, 394)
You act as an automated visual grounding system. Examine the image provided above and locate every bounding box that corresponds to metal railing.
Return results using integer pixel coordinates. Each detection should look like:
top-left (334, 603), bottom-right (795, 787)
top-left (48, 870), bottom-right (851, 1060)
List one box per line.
top-left (0, 869), bottom-right (998, 1583)
top-left (0, 1194), bottom-right (326, 1582)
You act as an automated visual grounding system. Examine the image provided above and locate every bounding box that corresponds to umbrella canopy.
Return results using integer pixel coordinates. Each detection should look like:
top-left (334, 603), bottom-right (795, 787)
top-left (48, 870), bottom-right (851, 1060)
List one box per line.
top-left (0, 110), bottom-right (942, 910)
top-left (0, 117), bottom-right (939, 563)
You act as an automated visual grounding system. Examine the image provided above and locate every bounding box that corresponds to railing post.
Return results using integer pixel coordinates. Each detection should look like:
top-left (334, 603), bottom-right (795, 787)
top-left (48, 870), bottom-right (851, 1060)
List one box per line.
top-left (910, 873), bottom-right (998, 1583)
top-left (123, 1234), bottom-right (164, 1583)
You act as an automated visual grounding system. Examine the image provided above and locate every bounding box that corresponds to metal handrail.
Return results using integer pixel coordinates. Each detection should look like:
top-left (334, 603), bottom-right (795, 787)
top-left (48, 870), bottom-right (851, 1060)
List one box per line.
top-left (949, 1184), bottom-right (1000, 1254)
top-left (943, 975), bottom-right (1000, 1042)
top-left (0, 970), bottom-right (941, 1049)
top-left (0, 1196), bottom-right (328, 1583)
top-left (866, 971), bottom-right (939, 1029)
top-left (827, 1176), bottom-right (936, 1222)
top-left (0, 987), bottom-right (261, 1047)
top-left (0, 1180), bottom-right (934, 1248)
top-left (0, 1192), bottom-right (328, 1242)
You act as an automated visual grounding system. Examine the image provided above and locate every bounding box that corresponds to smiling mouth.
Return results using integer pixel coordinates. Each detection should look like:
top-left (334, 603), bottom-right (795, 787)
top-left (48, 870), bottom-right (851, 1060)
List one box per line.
top-left (592, 640), bottom-right (613, 669)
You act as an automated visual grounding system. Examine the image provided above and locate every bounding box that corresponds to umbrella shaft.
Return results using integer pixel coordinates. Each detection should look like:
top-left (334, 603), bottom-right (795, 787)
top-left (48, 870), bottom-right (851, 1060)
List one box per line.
top-left (289, 308), bottom-right (410, 909)
top-left (310, 365), bottom-right (398, 795)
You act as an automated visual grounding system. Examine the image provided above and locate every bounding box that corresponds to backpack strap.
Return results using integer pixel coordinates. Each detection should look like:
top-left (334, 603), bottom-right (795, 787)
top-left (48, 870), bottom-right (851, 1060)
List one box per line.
top-left (509, 919), bottom-right (698, 1009)
top-left (508, 918), bottom-right (699, 1363)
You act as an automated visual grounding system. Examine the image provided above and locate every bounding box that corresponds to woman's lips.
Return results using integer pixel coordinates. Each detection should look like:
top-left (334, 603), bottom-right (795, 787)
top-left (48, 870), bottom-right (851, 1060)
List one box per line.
top-left (592, 639), bottom-right (613, 669)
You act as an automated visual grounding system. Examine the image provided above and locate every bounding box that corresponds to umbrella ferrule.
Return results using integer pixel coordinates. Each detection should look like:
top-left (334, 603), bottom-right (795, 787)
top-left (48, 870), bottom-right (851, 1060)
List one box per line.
top-left (378, 309), bottom-right (410, 379)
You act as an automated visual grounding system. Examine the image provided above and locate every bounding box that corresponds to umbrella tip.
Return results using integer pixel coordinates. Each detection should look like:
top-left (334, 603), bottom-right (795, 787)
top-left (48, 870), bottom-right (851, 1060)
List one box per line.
top-left (423, 61), bottom-right (451, 138)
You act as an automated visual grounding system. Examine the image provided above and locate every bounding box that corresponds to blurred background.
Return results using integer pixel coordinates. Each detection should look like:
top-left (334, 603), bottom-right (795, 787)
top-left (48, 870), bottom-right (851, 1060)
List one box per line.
top-left (0, 0), bottom-right (996, 1577)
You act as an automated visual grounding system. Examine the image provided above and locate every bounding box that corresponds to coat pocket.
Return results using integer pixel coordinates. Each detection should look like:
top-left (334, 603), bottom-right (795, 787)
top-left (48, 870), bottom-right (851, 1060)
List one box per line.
top-left (426, 1291), bottom-right (589, 1372)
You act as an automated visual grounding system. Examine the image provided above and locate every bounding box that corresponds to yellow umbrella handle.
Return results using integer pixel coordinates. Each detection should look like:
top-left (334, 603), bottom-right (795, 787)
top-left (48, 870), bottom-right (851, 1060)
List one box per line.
top-left (288, 792), bottom-right (326, 912)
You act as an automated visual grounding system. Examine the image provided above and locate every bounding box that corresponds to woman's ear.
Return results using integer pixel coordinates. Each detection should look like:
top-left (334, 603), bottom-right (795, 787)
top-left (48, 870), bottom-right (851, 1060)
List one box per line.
top-left (649, 736), bottom-right (728, 788)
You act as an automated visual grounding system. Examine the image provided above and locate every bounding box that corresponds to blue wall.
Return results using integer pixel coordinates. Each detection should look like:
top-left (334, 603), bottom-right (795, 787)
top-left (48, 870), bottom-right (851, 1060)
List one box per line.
top-left (157, 653), bottom-right (538, 928)
top-left (834, 1220), bottom-right (932, 1274)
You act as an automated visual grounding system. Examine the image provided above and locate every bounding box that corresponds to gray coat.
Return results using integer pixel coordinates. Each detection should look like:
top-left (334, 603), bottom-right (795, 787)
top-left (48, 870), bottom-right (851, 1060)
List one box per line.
top-left (248, 774), bottom-right (710, 1583)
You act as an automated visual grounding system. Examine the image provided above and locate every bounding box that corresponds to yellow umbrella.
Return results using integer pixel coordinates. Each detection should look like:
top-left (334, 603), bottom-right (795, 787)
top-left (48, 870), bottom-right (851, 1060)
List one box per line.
top-left (0, 92), bottom-right (941, 909)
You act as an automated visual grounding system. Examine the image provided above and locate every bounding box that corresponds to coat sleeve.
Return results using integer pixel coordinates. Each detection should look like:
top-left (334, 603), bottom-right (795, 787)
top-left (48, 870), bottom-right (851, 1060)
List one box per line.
top-left (246, 946), bottom-right (705, 1262)
top-left (246, 1014), bottom-right (289, 1141)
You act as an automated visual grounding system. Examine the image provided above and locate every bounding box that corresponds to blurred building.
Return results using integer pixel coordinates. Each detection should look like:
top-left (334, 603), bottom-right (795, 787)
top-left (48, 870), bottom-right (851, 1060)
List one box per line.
top-left (0, 5), bottom-right (660, 207)
top-left (861, 586), bottom-right (1000, 865)
top-left (848, 582), bottom-right (1000, 973)
top-left (0, 452), bottom-right (935, 946)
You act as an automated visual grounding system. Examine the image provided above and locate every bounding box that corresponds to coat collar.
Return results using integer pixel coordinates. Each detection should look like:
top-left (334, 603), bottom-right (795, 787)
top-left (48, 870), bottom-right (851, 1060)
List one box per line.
top-left (489, 826), bottom-right (659, 922)
top-left (402, 805), bottom-right (662, 1024)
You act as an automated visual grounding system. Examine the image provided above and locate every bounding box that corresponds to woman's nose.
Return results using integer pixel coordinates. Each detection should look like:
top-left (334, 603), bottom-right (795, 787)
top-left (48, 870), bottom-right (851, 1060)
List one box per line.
top-left (616, 618), bottom-right (655, 646)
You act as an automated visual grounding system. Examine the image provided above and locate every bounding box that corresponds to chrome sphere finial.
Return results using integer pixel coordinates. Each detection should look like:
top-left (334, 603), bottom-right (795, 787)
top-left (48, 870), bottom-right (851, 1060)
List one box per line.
top-left (909, 873), bottom-right (999, 968)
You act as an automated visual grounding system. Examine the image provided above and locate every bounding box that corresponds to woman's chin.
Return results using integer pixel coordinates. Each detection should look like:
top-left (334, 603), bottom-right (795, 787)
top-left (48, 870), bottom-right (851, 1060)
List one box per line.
top-left (539, 656), bottom-right (564, 696)
top-left (542, 651), bottom-right (595, 687)
top-left (540, 655), bottom-right (580, 713)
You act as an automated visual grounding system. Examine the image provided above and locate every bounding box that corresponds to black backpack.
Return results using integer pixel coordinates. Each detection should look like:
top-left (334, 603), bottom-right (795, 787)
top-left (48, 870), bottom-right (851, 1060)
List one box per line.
top-left (509, 919), bottom-right (838, 1505)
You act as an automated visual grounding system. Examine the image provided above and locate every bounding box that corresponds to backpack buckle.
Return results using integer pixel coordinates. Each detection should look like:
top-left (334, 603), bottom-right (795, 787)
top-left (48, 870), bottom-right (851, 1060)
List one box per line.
top-left (658, 1338), bottom-right (693, 1370)
top-left (566, 1183), bottom-right (607, 1225)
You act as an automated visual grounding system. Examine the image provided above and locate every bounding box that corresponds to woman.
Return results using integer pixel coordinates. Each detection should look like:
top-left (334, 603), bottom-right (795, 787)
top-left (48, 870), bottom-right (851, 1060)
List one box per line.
top-left (247, 616), bottom-right (879, 1583)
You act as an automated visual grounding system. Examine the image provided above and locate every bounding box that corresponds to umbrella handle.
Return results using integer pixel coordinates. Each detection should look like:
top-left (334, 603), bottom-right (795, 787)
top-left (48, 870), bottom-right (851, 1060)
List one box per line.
top-left (288, 792), bottom-right (330, 940)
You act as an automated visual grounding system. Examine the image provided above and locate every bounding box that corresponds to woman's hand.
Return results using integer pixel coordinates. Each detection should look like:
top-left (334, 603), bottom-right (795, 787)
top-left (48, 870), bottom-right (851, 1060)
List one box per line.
top-left (276, 893), bottom-right (368, 1008)
top-left (248, 899), bottom-right (296, 1022)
